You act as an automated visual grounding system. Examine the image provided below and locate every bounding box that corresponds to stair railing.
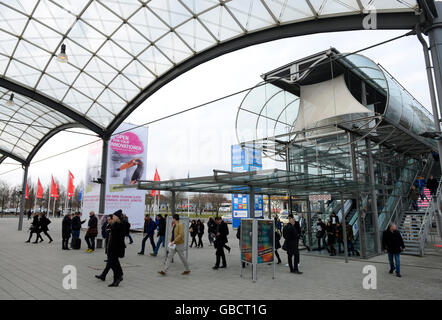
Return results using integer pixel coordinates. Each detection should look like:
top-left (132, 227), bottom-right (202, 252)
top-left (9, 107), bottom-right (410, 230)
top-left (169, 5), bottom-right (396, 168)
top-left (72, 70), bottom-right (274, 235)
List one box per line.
top-left (418, 178), bottom-right (442, 255)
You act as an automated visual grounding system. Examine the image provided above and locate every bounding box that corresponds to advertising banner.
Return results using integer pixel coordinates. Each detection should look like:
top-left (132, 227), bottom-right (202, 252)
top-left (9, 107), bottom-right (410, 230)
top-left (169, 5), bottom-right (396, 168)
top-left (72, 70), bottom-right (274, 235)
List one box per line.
top-left (240, 219), bottom-right (253, 263)
top-left (257, 219), bottom-right (274, 264)
top-left (231, 144), bottom-right (263, 228)
top-left (82, 123), bottom-right (148, 229)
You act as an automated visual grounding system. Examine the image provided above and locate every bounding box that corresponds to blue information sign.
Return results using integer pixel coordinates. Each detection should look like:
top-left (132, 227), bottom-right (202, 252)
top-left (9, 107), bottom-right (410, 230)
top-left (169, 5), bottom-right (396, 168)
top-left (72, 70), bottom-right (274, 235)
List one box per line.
top-left (231, 144), bottom-right (263, 228)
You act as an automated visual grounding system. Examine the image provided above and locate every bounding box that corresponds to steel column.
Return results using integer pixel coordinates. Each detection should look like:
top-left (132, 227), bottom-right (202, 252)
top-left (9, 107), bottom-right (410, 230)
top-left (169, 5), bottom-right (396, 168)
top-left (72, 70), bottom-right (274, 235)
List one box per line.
top-left (171, 191), bottom-right (176, 215)
top-left (18, 164), bottom-right (29, 231)
top-left (366, 139), bottom-right (381, 254)
top-left (267, 195), bottom-right (272, 219)
top-left (98, 138), bottom-right (109, 214)
top-left (340, 192), bottom-right (349, 263)
top-left (249, 186), bottom-right (255, 219)
top-left (306, 200), bottom-right (312, 249)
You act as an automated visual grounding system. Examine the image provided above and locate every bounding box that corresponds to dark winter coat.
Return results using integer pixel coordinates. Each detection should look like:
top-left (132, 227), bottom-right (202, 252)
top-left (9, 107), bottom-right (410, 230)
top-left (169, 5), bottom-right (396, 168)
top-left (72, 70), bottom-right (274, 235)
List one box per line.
top-left (215, 221), bottom-right (229, 247)
top-left (156, 216), bottom-right (166, 236)
top-left (207, 219), bottom-right (216, 234)
top-left (189, 223), bottom-right (198, 237)
top-left (62, 216), bottom-right (72, 238)
top-left (39, 215), bottom-right (51, 232)
top-left (87, 215), bottom-right (98, 237)
top-left (107, 221), bottom-right (126, 258)
top-left (30, 215), bottom-right (40, 231)
top-left (316, 221), bottom-right (326, 238)
top-left (71, 216), bottom-right (85, 231)
top-left (143, 218), bottom-right (156, 236)
top-left (275, 230), bottom-right (281, 249)
top-left (426, 178), bottom-right (438, 192)
top-left (197, 223), bottom-right (205, 235)
top-left (382, 229), bottom-right (405, 254)
top-left (326, 224), bottom-right (336, 244)
top-left (282, 223), bottom-right (299, 254)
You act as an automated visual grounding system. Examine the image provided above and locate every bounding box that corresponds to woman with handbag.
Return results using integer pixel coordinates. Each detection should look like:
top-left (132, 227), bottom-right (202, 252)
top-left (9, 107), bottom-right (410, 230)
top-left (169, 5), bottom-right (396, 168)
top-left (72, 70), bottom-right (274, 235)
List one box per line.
top-left (275, 229), bottom-right (282, 264)
top-left (39, 212), bottom-right (53, 243)
top-left (25, 212), bottom-right (43, 243)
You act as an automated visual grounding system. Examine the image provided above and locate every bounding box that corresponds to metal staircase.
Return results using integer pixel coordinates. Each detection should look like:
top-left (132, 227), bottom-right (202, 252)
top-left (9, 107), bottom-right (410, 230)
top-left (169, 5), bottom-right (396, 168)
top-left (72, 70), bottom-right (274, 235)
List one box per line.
top-left (398, 179), bottom-right (442, 256)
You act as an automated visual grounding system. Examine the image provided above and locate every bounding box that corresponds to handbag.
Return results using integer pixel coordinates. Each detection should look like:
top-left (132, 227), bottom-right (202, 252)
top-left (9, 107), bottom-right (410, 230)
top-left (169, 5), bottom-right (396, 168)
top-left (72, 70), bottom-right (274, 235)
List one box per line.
top-left (282, 240), bottom-right (288, 251)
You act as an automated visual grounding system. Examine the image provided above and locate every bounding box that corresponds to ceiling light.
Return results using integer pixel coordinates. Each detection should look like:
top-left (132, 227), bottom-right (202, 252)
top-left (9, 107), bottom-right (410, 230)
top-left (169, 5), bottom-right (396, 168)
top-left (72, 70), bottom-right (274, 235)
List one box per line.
top-left (6, 93), bottom-right (14, 106)
top-left (57, 43), bottom-right (68, 63)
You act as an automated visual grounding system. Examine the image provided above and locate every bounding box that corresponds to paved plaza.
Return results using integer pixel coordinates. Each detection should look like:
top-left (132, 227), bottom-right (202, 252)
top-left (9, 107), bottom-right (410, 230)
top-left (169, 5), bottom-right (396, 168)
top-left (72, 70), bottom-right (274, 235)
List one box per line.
top-left (0, 217), bottom-right (441, 300)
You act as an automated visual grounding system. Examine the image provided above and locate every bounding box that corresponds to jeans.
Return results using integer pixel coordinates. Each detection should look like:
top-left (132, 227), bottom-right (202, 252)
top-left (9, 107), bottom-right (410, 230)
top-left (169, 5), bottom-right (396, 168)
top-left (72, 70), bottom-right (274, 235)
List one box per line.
top-left (71, 230), bottom-right (80, 247)
top-left (163, 243), bottom-right (189, 272)
top-left (197, 234), bottom-right (204, 247)
top-left (154, 235), bottom-right (165, 254)
top-left (140, 234), bottom-right (155, 253)
top-left (85, 235), bottom-right (96, 250)
top-left (127, 234), bottom-right (133, 243)
top-left (287, 244), bottom-right (300, 272)
top-left (411, 199), bottom-right (419, 211)
top-left (388, 252), bottom-right (400, 274)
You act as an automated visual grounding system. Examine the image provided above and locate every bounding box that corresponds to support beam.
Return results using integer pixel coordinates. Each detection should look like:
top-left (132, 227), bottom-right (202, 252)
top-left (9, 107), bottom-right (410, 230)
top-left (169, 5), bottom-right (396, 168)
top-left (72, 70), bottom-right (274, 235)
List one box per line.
top-left (306, 200), bottom-right (312, 249)
top-left (267, 195), bottom-right (272, 219)
top-left (98, 138), bottom-right (109, 214)
top-left (18, 164), bottom-right (29, 231)
top-left (249, 186), bottom-right (255, 219)
top-left (340, 192), bottom-right (349, 263)
top-left (171, 191), bottom-right (176, 216)
top-left (0, 148), bottom-right (26, 165)
top-left (416, 24), bottom-right (442, 170)
top-left (366, 139), bottom-right (381, 254)
top-left (0, 77), bottom-right (104, 137)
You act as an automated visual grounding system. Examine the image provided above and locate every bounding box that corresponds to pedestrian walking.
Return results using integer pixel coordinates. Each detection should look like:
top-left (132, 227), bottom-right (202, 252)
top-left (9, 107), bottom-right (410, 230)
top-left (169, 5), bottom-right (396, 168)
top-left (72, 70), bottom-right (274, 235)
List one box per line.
top-left (326, 220), bottom-right (336, 256)
top-left (189, 220), bottom-right (198, 248)
top-left (95, 210), bottom-right (126, 287)
top-left (382, 223), bottom-right (405, 277)
top-left (122, 214), bottom-right (133, 244)
top-left (158, 214), bottom-right (190, 276)
top-left (409, 186), bottom-right (420, 211)
top-left (151, 214), bottom-right (166, 256)
top-left (25, 212), bottom-right (43, 243)
top-left (196, 219), bottom-right (204, 248)
top-left (138, 214), bottom-right (156, 255)
top-left (207, 217), bottom-right (216, 246)
top-left (415, 176), bottom-right (428, 201)
top-left (85, 211), bottom-right (98, 252)
top-left (275, 227), bottom-right (282, 264)
top-left (426, 175), bottom-right (438, 198)
top-left (39, 212), bottom-right (53, 243)
top-left (62, 213), bottom-right (72, 250)
top-left (282, 214), bottom-right (302, 274)
top-left (316, 218), bottom-right (326, 250)
top-left (213, 217), bottom-right (229, 269)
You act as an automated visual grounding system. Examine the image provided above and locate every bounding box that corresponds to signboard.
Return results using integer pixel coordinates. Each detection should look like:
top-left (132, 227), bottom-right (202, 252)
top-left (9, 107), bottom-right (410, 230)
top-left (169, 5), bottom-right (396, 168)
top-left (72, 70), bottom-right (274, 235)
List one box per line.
top-left (308, 194), bottom-right (331, 201)
top-left (231, 144), bottom-right (263, 228)
top-left (240, 219), bottom-right (253, 263)
top-left (257, 219), bottom-right (274, 264)
top-left (82, 123), bottom-right (148, 229)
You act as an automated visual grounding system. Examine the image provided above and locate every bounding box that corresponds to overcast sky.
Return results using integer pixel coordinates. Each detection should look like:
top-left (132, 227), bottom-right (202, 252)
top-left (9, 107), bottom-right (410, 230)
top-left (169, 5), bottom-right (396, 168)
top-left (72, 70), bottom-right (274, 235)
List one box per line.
top-left (0, 29), bottom-right (431, 190)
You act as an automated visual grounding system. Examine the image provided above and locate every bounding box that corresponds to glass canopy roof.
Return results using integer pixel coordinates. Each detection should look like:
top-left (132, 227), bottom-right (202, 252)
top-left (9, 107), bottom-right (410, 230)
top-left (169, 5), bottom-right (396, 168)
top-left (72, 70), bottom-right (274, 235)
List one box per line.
top-left (0, 0), bottom-right (419, 163)
top-left (137, 168), bottom-right (381, 198)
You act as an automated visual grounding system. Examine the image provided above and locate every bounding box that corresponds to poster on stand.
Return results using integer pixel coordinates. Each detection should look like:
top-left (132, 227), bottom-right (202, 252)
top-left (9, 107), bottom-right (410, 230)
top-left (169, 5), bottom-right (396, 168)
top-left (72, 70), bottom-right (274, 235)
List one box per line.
top-left (82, 123), bottom-right (148, 229)
top-left (257, 219), bottom-right (274, 264)
top-left (240, 219), bottom-right (253, 263)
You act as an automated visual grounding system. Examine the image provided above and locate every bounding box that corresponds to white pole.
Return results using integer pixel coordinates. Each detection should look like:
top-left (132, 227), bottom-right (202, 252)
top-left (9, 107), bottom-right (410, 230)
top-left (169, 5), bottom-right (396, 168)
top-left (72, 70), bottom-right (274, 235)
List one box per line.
top-left (53, 196), bottom-right (56, 218)
top-left (47, 189), bottom-right (51, 217)
top-left (187, 193), bottom-right (190, 218)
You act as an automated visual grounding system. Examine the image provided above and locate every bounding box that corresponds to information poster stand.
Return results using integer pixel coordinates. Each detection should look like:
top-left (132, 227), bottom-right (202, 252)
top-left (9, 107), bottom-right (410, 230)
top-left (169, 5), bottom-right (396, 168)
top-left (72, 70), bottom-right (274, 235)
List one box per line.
top-left (240, 218), bottom-right (275, 282)
top-left (164, 215), bottom-right (190, 260)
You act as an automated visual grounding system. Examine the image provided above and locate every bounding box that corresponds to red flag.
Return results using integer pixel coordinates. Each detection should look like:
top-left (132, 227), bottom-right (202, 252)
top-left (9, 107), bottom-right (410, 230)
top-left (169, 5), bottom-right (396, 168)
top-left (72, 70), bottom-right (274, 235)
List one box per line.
top-left (151, 169), bottom-right (160, 197)
top-left (50, 176), bottom-right (59, 199)
top-left (25, 183), bottom-right (29, 200)
top-left (67, 171), bottom-right (75, 199)
top-left (36, 179), bottom-right (44, 199)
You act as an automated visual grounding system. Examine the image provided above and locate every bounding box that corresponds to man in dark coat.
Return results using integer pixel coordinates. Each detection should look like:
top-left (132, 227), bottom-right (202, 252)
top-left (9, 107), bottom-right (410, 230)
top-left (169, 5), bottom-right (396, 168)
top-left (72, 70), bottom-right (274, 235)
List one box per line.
top-left (26, 213), bottom-right (43, 243)
top-left (213, 217), bottom-right (229, 269)
top-left (196, 219), bottom-right (205, 248)
top-left (85, 211), bottom-right (98, 252)
top-left (382, 223), bottom-right (405, 277)
top-left (96, 210), bottom-right (126, 287)
top-left (152, 214), bottom-right (166, 256)
top-left (283, 214), bottom-right (302, 274)
top-left (426, 175), bottom-right (438, 198)
top-left (316, 218), bottom-right (326, 250)
top-left (138, 214), bottom-right (156, 255)
top-left (62, 213), bottom-right (72, 250)
top-left (39, 213), bottom-right (53, 243)
top-left (71, 212), bottom-right (85, 248)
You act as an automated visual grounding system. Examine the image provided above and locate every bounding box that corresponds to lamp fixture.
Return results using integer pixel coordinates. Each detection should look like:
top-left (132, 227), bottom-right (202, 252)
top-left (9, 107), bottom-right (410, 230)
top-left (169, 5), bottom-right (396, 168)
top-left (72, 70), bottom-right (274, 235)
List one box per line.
top-left (57, 43), bottom-right (68, 63)
top-left (6, 93), bottom-right (14, 106)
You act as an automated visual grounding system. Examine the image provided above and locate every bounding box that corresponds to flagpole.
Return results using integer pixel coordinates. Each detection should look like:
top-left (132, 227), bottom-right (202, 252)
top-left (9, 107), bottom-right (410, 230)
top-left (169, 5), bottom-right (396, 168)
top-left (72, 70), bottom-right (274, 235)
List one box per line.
top-left (47, 185), bottom-right (51, 217)
top-left (53, 196), bottom-right (56, 218)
